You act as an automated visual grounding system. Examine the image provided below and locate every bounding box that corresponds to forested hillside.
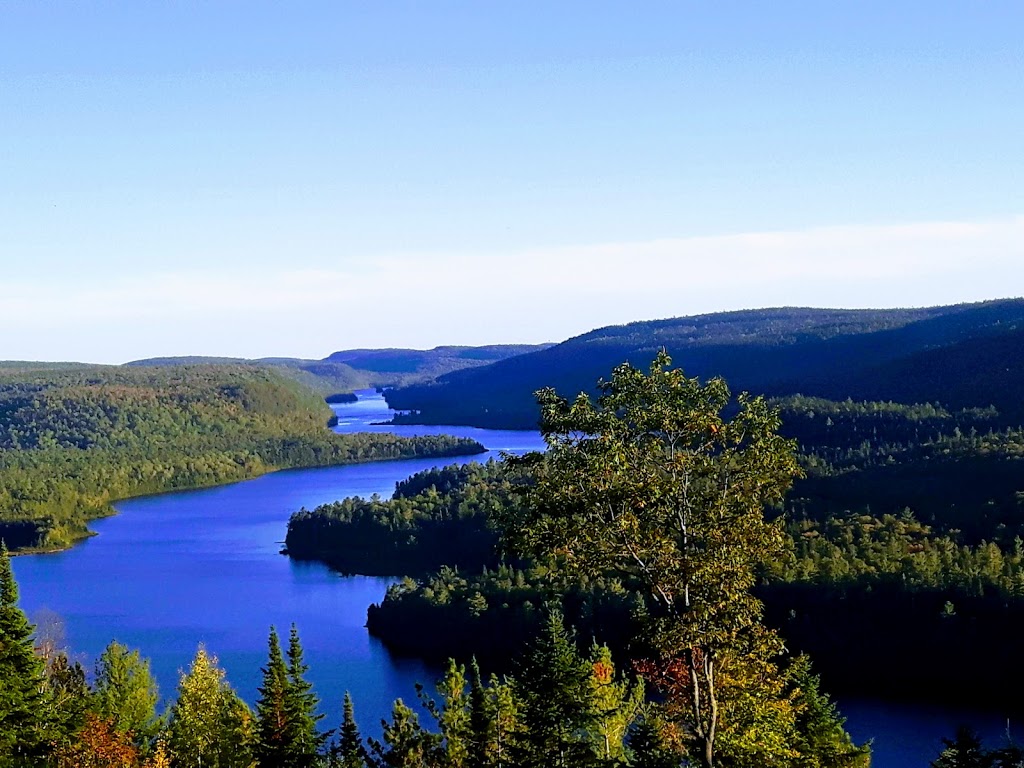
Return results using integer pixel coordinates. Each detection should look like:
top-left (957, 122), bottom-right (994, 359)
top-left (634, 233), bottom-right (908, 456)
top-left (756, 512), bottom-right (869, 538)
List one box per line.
top-left (128, 342), bottom-right (551, 395)
top-left (0, 365), bottom-right (483, 551)
top-left (292, 385), bottom-right (1024, 705)
top-left (385, 299), bottom-right (1024, 428)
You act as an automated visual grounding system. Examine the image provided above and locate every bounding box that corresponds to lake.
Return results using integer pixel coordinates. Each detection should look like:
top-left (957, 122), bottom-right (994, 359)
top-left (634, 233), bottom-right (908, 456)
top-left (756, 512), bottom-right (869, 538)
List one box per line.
top-left (12, 390), bottom-right (1015, 764)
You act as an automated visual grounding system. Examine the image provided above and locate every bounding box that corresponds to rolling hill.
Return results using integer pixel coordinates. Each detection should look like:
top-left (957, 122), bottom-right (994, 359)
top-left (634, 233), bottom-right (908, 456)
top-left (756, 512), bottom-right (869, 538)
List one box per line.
top-left (384, 299), bottom-right (1024, 428)
top-left (127, 343), bottom-right (551, 395)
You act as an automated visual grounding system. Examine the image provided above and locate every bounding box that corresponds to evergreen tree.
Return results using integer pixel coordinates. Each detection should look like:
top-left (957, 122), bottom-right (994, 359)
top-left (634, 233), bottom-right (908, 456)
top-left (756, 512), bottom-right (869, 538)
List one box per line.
top-left (421, 660), bottom-right (470, 768)
top-left (932, 727), bottom-right (989, 768)
top-left (490, 676), bottom-right (517, 768)
top-left (627, 713), bottom-right (681, 768)
top-left (586, 644), bottom-right (643, 764)
top-left (256, 625), bottom-right (324, 768)
top-left (788, 655), bottom-right (870, 768)
top-left (333, 692), bottom-right (367, 768)
top-left (0, 541), bottom-right (46, 765)
top-left (285, 624), bottom-right (327, 763)
top-left (255, 626), bottom-right (291, 767)
top-left (92, 640), bottom-right (161, 746)
top-left (466, 659), bottom-right (491, 768)
top-left (368, 699), bottom-right (437, 768)
top-left (509, 611), bottom-right (600, 768)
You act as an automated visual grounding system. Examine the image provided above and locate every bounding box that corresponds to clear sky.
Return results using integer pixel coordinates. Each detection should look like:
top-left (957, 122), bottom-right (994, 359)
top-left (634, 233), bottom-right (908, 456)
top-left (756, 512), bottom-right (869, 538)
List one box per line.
top-left (1, 1), bottom-right (1021, 363)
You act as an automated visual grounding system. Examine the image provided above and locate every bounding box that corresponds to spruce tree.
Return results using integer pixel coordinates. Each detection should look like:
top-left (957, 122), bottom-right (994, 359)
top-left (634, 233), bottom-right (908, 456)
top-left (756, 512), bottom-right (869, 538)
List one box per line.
top-left (628, 714), bottom-right (681, 768)
top-left (424, 659), bottom-right (470, 768)
top-left (255, 626), bottom-right (291, 766)
top-left (510, 611), bottom-right (599, 768)
top-left (586, 643), bottom-right (643, 764)
top-left (0, 541), bottom-right (46, 765)
top-left (285, 623), bottom-right (327, 764)
top-left (932, 727), bottom-right (988, 768)
top-left (467, 659), bottom-right (492, 768)
top-left (788, 655), bottom-right (870, 768)
top-left (334, 692), bottom-right (367, 768)
top-left (256, 625), bottom-right (325, 768)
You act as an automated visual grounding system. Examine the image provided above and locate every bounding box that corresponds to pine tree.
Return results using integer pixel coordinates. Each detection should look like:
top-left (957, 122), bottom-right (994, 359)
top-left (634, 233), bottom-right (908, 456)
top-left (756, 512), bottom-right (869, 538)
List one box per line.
top-left (788, 655), bottom-right (870, 768)
top-left (467, 659), bottom-right (491, 768)
top-left (490, 676), bottom-right (517, 768)
top-left (256, 625), bottom-right (325, 768)
top-left (627, 713), bottom-right (681, 768)
top-left (333, 692), bottom-right (367, 768)
top-left (422, 659), bottom-right (470, 768)
top-left (369, 699), bottom-right (437, 768)
top-left (586, 644), bottom-right (643, 764)
top-left (510, 611), bottom-right (600, 768)
top-left (285, 623), bottom-right (327, 764)
top-left (255, 626), bottom-right (291, 766)
top-left (932, 727), bottom-right (988, 768)
top-left (0, 541), bottom-right (46, 765)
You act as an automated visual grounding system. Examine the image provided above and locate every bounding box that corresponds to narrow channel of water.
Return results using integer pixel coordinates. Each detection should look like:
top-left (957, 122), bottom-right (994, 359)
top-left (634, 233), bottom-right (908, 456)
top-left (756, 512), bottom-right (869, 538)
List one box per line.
top-left (11, 390), bottom-right (1013, 764)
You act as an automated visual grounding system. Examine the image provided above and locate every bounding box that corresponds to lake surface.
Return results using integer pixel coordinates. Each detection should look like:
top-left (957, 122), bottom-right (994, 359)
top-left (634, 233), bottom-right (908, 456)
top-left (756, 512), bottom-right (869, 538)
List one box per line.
top-left (11, 390), bottom-right (1015, 764)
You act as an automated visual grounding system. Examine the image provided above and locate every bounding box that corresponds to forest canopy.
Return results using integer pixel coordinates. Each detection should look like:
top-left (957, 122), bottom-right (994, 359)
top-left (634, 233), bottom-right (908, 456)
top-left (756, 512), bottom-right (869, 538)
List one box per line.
top-left (0, 365), bottom-right (483, 551)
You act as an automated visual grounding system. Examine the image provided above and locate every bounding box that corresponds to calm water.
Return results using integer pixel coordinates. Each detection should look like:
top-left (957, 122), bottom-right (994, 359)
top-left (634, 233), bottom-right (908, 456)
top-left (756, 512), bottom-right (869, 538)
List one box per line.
top-left (11, 390), bottom-right (1014, 764)
top-left (12, 390), bottom-right (543, 733)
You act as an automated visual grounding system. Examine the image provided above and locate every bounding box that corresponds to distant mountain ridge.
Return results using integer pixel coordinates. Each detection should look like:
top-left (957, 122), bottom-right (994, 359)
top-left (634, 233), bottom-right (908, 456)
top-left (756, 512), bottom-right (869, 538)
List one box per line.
top-left (124, 344), bottom-right (552, 394)
top-left (384, 299), bottom-right (1024, 428)
top-left (323, 344), bottom-right (551, 376)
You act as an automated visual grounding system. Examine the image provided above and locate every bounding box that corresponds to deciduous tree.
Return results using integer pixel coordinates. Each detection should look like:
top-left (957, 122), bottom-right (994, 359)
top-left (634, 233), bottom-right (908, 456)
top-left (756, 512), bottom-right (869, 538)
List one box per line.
top-left (504, 353), bottom-right (807, 767)
top-left (92, 641), bottom-right (160, 746)
top-left (167, 645), bottom-right (253, 768)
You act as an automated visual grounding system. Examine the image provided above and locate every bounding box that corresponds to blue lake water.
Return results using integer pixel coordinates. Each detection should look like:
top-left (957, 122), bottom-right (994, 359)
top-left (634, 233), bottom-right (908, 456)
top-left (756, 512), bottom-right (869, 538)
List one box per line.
top-left (10, 390), bottom-right (1015, 764)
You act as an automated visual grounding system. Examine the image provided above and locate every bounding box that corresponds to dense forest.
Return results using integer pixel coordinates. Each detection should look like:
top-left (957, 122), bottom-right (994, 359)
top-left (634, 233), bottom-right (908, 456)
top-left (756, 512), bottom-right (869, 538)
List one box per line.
top-left (0, 353), bottom-right (878, 767)
top-left (0, 365), bottom-right (483, 551)
top-left (385, 299), bottom-right (1024, 428)
top-left (4, 348), bottom-right (1023, 764)
top-left (291, 381), bottom-right (1024, 707)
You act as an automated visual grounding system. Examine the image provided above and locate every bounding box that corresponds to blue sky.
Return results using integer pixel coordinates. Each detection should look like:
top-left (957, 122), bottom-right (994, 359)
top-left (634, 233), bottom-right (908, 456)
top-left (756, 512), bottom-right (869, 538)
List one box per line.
top-left (1, 2), bottom-right (1022, 363)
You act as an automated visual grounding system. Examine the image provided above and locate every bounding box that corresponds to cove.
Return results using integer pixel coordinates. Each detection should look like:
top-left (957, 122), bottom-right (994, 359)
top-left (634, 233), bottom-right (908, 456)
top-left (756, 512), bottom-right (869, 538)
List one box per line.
top-left (10, 390), bottom-right (1015, 765)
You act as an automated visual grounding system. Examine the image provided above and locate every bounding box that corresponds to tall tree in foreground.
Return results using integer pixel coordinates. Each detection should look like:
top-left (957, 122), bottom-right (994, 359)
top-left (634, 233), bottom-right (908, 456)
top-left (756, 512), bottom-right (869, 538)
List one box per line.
top-left (503, 353), bottom-right (863, 767)
top-left (0, 541), bottom-right (46, 765)
top-left (331, 692), bottom-right (367, 768)
top-left (509, 611), bottom-right (599, 768)
top-left (419, 659), bottom-right (471, 768)
top-left (285, 624), bottom-right (327, 763)
top-left (255, 627), bottom-right (290, 766)
top-left (256, 625), bottom-right (325, 767)
top-left (368, 699), bottom-right (437, 768)
top-left (787, 655), bottom-right (870, 768)
top-left (91, 640), bottom-right (161, 747)
top-left (167, 645), bottom-right (253, 768)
